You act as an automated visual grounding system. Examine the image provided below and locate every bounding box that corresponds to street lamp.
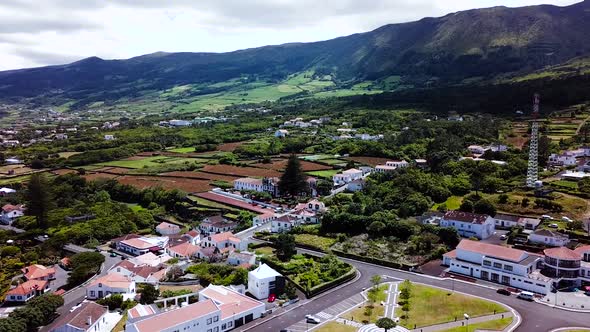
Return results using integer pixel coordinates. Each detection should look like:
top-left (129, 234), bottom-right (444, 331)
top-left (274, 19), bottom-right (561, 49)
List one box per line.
top-left (450, 275), bottom-right (455, 293)
top-left (464, 313), bottom-right (470, 331)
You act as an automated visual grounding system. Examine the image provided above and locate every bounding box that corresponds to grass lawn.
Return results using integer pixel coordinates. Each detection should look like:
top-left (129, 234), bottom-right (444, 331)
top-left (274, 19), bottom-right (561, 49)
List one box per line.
top-left (254, 246), bottom-right (275, 256)
top-left (438, 317), bottom-right (513, 332)
top-left (96, 156), bottom-right (200, 169)
top-left (315, 321), bottom-right (358, 332)
top-left (169, 147), bottom-right (196, 153)
top-left (340, 285), bottom-right (387, 324)
top-left (58, 151), bottom-right (81, 158)
top-left (550, 180), bottom-right (579, 190)
top-left (306, 169), bottom-right (340, 179)
top-left (319, 159), bottom-right (346, 165)
top-left (112, 313), bottom-right (127, 332)
top-left (294, 234), bottom-right (337, 251)
top-left (396, 284), bottom-right (507, 328)
top-left (432, 196), bottom-right (463, 211)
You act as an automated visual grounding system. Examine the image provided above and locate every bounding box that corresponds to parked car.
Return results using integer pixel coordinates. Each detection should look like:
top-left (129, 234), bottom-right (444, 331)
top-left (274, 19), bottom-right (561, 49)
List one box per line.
top-left (541, 215), bottom-right (554, 220)
top-left (110, 252), bottom-right (118, 257)
top-left (517, 291), bottom-right (534, 301)
top-left (500, 234), bottom-right (508, 240)
top-left (548, 223), bottom-right (559, 228)
top-left (268, 294), bottom-right (276, 303)
top-left (584, 291), bottom-right (590, 296)
top-left (561, 216), bottom-right (572, 222)
top-left (306, 316), bottom-right (320, 324)
top-left (496, 288), bottom-right (511, 296)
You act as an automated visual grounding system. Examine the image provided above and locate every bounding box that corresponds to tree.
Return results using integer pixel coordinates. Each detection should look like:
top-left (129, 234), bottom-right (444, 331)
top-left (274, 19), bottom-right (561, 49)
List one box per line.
top-left (459, 200), bottom-right (474, 213)
top-left (284, 281), bottom-right (298, 299)
top-left (68, 252), bottom-right (105, 285)
top-left (278, 154), bottom-right (308, 197)
top-left (579, 177), bottom-right (590, 193)
top-left (275, 233), bottom-right (296, 261)
top-left (567, 220), bottom-right (584, 231)
top-left (376, 317), bottom-right (397, 332)
top-left (473, 199), bottom-right (496, 216)
top-left (166, 265), bottom-right (183, 281)
top-left (497, 194), bottom-right (509, 204)
top-left (139, 284), bottom-right (159, 304)
top-left (370, 275), bottom-right (382, 289)
top-left (25, 173), bottom-right (54, 228)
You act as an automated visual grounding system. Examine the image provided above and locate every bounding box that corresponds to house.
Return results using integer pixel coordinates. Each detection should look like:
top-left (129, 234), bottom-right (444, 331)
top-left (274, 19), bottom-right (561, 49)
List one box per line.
top-left (332, 168), bottom-right (363, 186)
top-left (271, 215), bottom-right (301, 233)
top-left (55, 133), bottom-right (68, 140)
top-left (22, 264), bottom-right (56, 281)
top-left (5, 280), bottom-right (50, 303)
top-left (447, 115), bottom-right (464, 122)
top-left (375, 160), bottom-right (409, 173)
top-left (116, 236), bottom-right (169, 256)
top-left (110, 261), bottom-right (167, 285)
top-left (227, 251), bottom-right (256, 267)
top-left (86, 273), bottom-right (136, 300)
top-left (129, 252), bottom-right (172, 267)
top-left (561, 171), bottom-right (590, 181)
top-left (1, 204), bottom-right (25, 225)
top-left (346, 179), bottom-right (365, 192)
top-left (167, 242), bottom-right (201, 259)
top-left (201, 232), bottom-right (245, 252)
top-left (529, 229), bottom-right (570, 247)
top-left (414, 159), bottom-right (428, 169)
top-left (253, 211), bottom-right (276, 225)
top-left (127, 303), bottom-right (159, 322)
top-left (233, 177), bottom-right (280, 197)
top-left (199, 215), bottom-right (238, 235)
top-left (494, 213), bottom-right (541, 230)
top-left (48, 301), bottom-right (109, 332)
top-left (543, 246), bottom-right (590, 289)
top-left (169, 119), bottom-right (192, 127)
top-left (468, 145), bottom-right (487, 155)
top-left (195, 246), bottom-right (222, 261)
top-left (548, 153), bottom-right (577, 167)
top-left (289, 199), bottom-right (326, 224)
top-left (5, 157), bottom-right (22, 165)
top-left (248, 264), bottom-right (285, 300)
top-left (274, 129), bottom-right (289, 138)
top-left (443, 239), bottom-right (549, 294)
top-left (59, 257), bottom-right (71, 270)
top-left (126, 285), bottom-right (264, 332)
top-left (183, 230), bottom-right (201, 245)
top-left (0, 187), bottom-right (16, 196)
top-left (155, 222), bottom-right (181, 236)
top-left (440, 211), bottom-right (495, 240)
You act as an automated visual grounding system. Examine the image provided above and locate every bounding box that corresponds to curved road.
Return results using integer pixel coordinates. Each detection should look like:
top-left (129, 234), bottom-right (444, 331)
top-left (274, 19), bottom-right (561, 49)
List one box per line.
top-left (246, 248), bottom-right (590, 332)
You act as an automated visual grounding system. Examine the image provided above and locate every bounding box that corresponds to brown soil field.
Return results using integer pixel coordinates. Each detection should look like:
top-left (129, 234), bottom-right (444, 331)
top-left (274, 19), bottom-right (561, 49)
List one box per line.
top-left (216, 141), bottom-right (246, 152)
top-left (344, 156), bottom-right (389, 167)
top-left (117, 176), bottom-right (212, 193)
top-left (94, 167), bottom-right (131, 174)
top-left (201, 165), bottom-right (281, 178)
top-left (51, 169), bottom-right (78, 176)
top-left (83, 173), bottom-right (120, 181)
top-left (252, 159), bottom-right (331, 172)
top-left (160, 171), bottom-right (238, 182)
top-left (0, 165), bottom-right (37, 176)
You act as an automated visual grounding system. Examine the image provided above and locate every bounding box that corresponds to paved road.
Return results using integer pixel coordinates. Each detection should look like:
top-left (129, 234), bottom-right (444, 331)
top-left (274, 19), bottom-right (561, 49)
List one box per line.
top-left (0, 224), bottom-right (25, 233)
top-left (245, 248), bottom-right (590, 332)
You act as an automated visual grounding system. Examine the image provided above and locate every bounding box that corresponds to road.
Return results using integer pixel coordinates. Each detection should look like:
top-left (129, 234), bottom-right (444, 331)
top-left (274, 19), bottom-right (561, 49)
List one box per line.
top-left (245, 248), bottom-right (590, 332)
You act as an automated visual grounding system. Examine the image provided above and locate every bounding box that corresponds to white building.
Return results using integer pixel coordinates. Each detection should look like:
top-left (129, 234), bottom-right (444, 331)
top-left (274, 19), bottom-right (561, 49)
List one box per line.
top-left (169, 119), bottom-right (192, 127)
top-left (128, 252), bottom-right (172, 267)
top-left (166, 242), bottom-right (201, 260)
top-left (494, 213), bottom-right (541, 230)
top-left (201, 232), bottom-right (246, 252)
top-left (548, 153), bottom-right (578, 167)
top-left (183, 230), bottom-right (201, 245)
top-left (332, 168), bottom-right (363, 186)
top-left (155, 222), bottom-right (181, 236)
top-left (86, 273), bottom-right (136, 300)
top-left (5, 280), bottom-right (50, 303)
top-left (440, 211), bottom-right (495, 240)
top-left (529, 229), bottom-right (570, 247)
top-left (271, 215), bottom-right (301, 233)
top-left (0, 187), bottom-right (16, 196)
top-left (1, 204), bottom-right (25, 225)
top-left (233, 177), bottom-right (279, 197)
top-left (110, 261), bottom-right (167, 285)
top-left (467, 145), bottom-right (487, 155)
top-left (116, 236), bottom-right (169, 256)
top-left (104, 134), bottom-right (116, 141)
top-left (227, 251), bottom-right (256, 267)
top-left (346, 179), bottom-right (365, 192)
top-left (443, 240), bottom-right (550, 294)
top-left (199, 215), bottom-right (238, 235)
top-left (248, 264), bottom-right (284, 300)
top-left (274, 129), bottom-right (289, 138)
top-left (375, 160), bottom-right (409, 173)
top-left (49, 301), bottom-right (109, 332)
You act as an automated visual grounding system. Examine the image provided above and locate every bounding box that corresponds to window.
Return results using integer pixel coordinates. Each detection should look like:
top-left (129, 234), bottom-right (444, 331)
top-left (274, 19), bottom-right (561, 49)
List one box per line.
top-left (207, 329), bottom-right (212, 332)
top-left (207, 318), bottom-right (212, 325)
top-left (214, 328), bottom-right (219, 332)
top-left (501, 276), bottom-right (510, 285)
top-left (536, 283), bottom-right (545, 287)
top-left (493, 262), bottom-right (502, 269)
top-left (483, 260), bottom-right (491, 266)
top-left (504, 265), bottom-right (513, 272)
top-left (228, 322), bottom-right (233, 327)
top-left (213, 316), bottom-right (219, 322)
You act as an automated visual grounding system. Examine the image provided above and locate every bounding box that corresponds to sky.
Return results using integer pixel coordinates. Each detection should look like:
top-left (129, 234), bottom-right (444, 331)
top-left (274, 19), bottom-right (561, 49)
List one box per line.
top-left (0, 0), bottom-right (580, 71)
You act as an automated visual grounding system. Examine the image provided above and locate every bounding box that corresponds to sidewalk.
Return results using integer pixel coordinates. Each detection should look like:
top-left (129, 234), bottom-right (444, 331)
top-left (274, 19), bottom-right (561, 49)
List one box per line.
top-left (410, 312), bottom-right (514, 332)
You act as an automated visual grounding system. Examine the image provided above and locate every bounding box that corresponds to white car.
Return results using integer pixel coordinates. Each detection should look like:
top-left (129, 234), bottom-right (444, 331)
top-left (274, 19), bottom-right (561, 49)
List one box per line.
top-left (549, 223), bottom-right (559, 228)
top-left (306, 316), bottom-right (320, 324)
top-left (541, 215), bottom-right (553, 220)
top-left (561, 216), bottom-right (572, 222)
top-left (500, 234), bottom-right (508, 240)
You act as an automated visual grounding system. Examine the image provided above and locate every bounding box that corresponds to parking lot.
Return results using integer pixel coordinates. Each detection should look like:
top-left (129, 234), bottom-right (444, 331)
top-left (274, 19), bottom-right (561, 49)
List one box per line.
top-left (286, 293), bottom-right (365, 332)
top-left (539, 289), bottom-right (590, 310)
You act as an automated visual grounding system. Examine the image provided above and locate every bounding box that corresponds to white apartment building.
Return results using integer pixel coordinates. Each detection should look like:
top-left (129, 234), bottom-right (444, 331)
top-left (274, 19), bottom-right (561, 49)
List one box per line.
top-left (440, 211), bottom-right (495, 240)
top-left (332, 169), bottom-right (363, 186)
top-left (86, 273), bottom-right (136, 300)
top-left (528, 229), bottom-right (570, 247)
top-left (116, 236), bottom-right (169, 256)
top-left (248, 264), bottom-right (284, 300)
top-left (375, 160), bottom-right (409, 173)
top-left (271, 215), bottom-right (301, 233)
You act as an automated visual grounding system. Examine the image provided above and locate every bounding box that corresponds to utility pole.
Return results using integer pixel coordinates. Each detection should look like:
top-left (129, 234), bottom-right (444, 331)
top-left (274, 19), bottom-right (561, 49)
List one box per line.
top-left (526, 93), bottom-right (540, 187)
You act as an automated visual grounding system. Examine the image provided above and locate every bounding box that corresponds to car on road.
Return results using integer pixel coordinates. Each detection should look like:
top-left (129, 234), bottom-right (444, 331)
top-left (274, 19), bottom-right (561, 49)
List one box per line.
top-left (500, 234), bottom-right (508, 240)
top-left (306, 316), bottom-right (320, 324)
top-left (561, 216), bottom-right (573, 222)
top-left (585, 291), bottom-right (590, 296)
top-left (496, 288), bottom-right (511, 296)
top-left (517, 291), bottom-right (534, 301)
top-left (268, 294), bottom-right (276, 302)
top-left (110, 252), bottom-right (118, 257)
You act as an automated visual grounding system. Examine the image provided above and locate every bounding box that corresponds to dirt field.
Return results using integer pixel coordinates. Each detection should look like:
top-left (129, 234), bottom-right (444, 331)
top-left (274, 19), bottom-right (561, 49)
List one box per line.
top-left (94, 167), bottom-right (131, 174)
top-left (216, 141), bottom-right (246, 152)
top-left (160, 171), bottom-right (238, 182)
top-left (51, 169), bottom-right (78, 176)
top-left (117, 175), bottom-right (212, 193)
top-left (252, 159), bottom-right (332, 172)
top-left (0, 165), bottom-right (37, 176)
top-left (201, 165), bottom-right (281, 178)
top-left (344, 156), bottom-right (389, 167)
top-left (82, 173), bottom-right (120, 181)
top-left (505, 121), bottom-right (529, 150)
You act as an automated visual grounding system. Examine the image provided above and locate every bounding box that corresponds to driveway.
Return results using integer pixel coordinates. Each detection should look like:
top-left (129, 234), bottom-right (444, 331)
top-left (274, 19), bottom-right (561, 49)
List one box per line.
top-left (52, 264), bottom-right (69, 291)
top-left (481, 230), bottom-right (509, 245)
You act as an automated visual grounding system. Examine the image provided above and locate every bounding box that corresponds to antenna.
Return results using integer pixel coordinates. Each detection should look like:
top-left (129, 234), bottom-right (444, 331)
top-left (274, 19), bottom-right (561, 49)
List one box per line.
top-left (526, 93), bottom-right (540, 187)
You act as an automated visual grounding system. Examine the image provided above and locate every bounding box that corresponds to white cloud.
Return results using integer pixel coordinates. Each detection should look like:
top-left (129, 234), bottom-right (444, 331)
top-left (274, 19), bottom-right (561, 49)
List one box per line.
top-left (0, 0), bottom-right (581, 70)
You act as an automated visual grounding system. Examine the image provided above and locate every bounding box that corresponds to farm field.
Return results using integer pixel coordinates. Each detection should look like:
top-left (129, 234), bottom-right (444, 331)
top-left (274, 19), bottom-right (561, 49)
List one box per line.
top-left (201, 164), bottom-right (281, 178)
top-left (252, 159), bottom-right (332, 172)
top-left (94, 167), bottom-right (131, 174)
top-left (57, 151), bottom-right (82, 159)
top-left (0, 164), bottom-right (38, 176)
top-left (117, 175), bottom-right (212, 193)
top-left (306, 169), bottom-right (340, 179)
top-left (168, 147), bottom-right (196, 153)
top-left (318, 158), bottom-right (347, 166)
top-left (300, 154), bottom-right (335, 161)
top-left (97, 156), bottom-right (200, 169)
top-left (489, 191), bottom-right (588, 220)
top-left (51, 169), bottom-right (78, 176)
top-left (344, 156), bottom-right (389, 167)
top-left (82, 172), bottom-right (119, 181)
top-left (215, 141), bottom-right (247, 151)
top-left (161, 171), bottom-right (238, 182)
top-left (502, 121), bottom-right (529, 149)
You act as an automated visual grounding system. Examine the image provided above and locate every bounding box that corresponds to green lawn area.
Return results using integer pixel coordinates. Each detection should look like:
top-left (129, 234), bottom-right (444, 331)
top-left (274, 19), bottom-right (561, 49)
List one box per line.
top-left (320, 159), bottom-right (346, 165)
top-left (254, 246), bottom-right (275, 256)
top-left (437, 317), bottom-right (513, 332)
top-left (306, 169), bottom-right (339, 179)
top-left (396, 284), bottom-right (507, 328)
top-left (550, 180), bottom-right (579, 190)
top-left (432, 196), bottom-right (463, 211)
top-left (300, 154), bottom-right (334, 161)
top-left (340, 285), bottom-right (387, 324)
top-left (315, 321), bottom-right (358, 332)
top-left (294, 234), bottom-right (337, 251)
top-left (169, 147), bottom-right (196, 153)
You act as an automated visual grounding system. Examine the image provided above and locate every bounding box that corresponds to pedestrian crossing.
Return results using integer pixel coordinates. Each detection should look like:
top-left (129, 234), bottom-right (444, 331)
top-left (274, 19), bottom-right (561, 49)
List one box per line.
top-left (315, 312), bottom-right (333, 320)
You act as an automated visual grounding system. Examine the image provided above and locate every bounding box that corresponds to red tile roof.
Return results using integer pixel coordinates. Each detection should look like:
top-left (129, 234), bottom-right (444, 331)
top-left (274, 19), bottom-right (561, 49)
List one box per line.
top-left (444, 211), bottom-right (490, 224)
top-left (2, 204), bottom-right (24, 212)
top-left (575, 245), bottom-right (590, 254)
top-left (443, 249), bottom-right (457, 258)
top-left (7, 280), bottom-right (47, 296)
top-left (131, 299), bottom-right (219, 332)
top-left (49, 301), bottom-right (107, 330)
top-left (89, 273), bottom-right (133, 288)
top-left (112, 233), bottom-right (141, 244)
top-left (544, 247), bottom-right (581, 261)
top-left (22, 264), bottom-right (55, 280)
top-left (121, 238), bottom-right (158, 250)
top-left (168, 242), bottom-right (200, 257)
top-left (457, 239), bottom-right (527, 262)
top-left (200, 285), bottom-right (264, 319)
top-left (156, 222), bottom-right (180, 230)
top-left (208, 231), bottom-right (240, 243)
top-left (185, 230), bottom-right (199, 238)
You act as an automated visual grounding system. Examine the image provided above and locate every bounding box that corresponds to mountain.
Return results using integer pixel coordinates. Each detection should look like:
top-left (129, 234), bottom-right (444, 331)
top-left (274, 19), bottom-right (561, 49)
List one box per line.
top-left (1, 0), bottom-right (590, 106)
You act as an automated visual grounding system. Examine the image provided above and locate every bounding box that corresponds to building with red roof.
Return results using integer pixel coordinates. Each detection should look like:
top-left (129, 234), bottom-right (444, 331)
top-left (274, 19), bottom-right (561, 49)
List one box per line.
top-left (86, 273), bottom-right (135, 300)
top-left (440, 210), bottom-right (495, 239)
top-left (5, 280), bottom-right (49, 303)
top-left (199, 215), bottom-right (238, 235)
top-left (47, 301), bottom-right (108, 332)
top-left (0, 203), bottom-right (25, 225)
top-left (22, 264), bottom-right (56, 281)
top-left (166, 242), bottom-right (200, 259)
top-left (155, 222), bottom-right (181, 236)
top-left (202, 231), bottom-right (245, 252)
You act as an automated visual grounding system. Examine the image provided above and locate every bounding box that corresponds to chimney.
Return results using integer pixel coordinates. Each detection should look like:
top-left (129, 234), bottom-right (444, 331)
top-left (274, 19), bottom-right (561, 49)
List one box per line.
top-left (87, 316), bottom-right (92, 326)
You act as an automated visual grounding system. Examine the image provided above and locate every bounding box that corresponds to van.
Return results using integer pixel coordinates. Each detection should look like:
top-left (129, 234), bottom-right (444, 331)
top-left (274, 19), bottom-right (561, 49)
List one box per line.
top-left (517, 291), bottom-right (534, 301)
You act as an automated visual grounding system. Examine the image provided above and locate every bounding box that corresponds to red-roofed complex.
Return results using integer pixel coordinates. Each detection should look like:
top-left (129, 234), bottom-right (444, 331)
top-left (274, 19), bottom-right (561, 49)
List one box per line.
top-left (155, 222), bottom-right (181, 235)
top-left (5, 280), bottom-right (49, 302)
top-left (47, 301), bottom-right (108, 332)
top-left (444, 239), bottom-right (590, 295)
top-left (202, 232), bottom-right (245, 252)
top-left (86, 273), bottom-right (136, 300)
top-left (125, 285), bottom-right (264, 332)
top-left (166, 242), bottom-right (200, 259)
top-left (440, 211), bottom-right (495, 239)
top-left (22, 264), bottom-right (56, 281)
